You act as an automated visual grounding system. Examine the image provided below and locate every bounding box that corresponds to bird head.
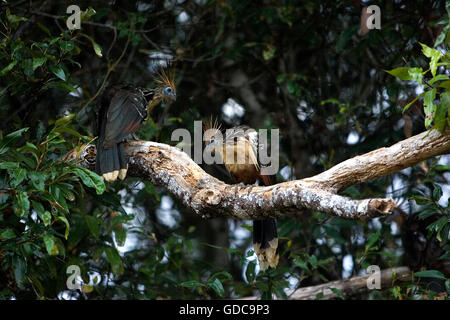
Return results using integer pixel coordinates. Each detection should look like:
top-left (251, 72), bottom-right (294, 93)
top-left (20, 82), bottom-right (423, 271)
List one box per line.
top-left (145, 63), bottom-right (176, 113)
top-left (203, 117), bottom-right (223, 156)
top-left (154, 64), bottom-right (176, 102)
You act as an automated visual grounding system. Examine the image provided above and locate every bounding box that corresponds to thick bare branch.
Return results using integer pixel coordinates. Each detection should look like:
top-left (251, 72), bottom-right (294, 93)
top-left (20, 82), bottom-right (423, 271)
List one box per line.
top-left (304, 129), bottom-right (450, 192)
top-left (78, 129), bottom-right (450, 220)
top-left (241, 266), bottom-right (413, 300)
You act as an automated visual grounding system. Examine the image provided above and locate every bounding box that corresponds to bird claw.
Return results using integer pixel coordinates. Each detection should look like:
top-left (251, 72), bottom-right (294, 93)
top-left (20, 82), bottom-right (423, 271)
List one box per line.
top-left (194, 179), bottom-right (208, 189)
top-left (232, 182), bottom-right (247, 195)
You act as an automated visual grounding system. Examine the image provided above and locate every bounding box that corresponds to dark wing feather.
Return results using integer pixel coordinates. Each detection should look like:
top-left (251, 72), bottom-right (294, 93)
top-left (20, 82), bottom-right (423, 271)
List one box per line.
top-left (103, 89), bottom-right (147, 148)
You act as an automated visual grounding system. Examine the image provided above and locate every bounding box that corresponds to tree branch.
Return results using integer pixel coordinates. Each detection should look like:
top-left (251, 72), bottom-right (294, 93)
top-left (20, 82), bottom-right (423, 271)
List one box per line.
top-left (304, 129), bottom-right (450, 192)
top-left (242, 266), bottom-right (413, 300)
top-left (77, 129), bottom-right (450, 220)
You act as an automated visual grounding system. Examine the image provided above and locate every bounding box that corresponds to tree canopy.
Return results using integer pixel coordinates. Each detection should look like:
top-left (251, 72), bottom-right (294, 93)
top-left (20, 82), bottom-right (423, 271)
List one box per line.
top-left (0, 0), bottom-right (449, 300)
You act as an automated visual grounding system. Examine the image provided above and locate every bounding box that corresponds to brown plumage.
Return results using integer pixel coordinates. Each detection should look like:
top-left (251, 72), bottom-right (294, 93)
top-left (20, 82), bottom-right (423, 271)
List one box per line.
top-left (95, 64), bottom-right (176, 182)
top-left (204, 119), bottom-right (279, 271)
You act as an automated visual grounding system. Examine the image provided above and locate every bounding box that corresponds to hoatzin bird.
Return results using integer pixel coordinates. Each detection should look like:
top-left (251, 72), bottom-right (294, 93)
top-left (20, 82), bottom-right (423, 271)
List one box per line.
top-left (95, 66), bottom-right (176, 182)
top-left (204, 121), bottom-right (279, 271)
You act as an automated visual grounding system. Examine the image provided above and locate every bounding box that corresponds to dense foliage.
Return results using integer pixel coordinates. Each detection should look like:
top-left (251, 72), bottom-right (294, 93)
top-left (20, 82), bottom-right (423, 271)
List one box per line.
top-left (0, 0), bottom-right (449, 300)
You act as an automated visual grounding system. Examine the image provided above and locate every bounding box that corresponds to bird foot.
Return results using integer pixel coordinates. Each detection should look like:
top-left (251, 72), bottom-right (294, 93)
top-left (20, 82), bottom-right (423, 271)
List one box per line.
top-left (246, 184), bottom-right (257, 195)
top-left (130, 133), bottom-right (140, 141)
top-left (232, 182), bottom-right (248, 195)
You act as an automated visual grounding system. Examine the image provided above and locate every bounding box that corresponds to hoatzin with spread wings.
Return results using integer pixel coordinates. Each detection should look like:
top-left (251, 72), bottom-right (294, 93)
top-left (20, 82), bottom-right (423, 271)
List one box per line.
top-left (204, 120), bottom-right (279, 271)
top-left (95, 66), bottom-right (176, 182)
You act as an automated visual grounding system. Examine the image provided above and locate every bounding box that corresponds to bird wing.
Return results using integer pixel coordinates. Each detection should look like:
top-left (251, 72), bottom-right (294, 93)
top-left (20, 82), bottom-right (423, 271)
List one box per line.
top-left (103, 89), bottom-right (147, 148)
top-left (244, 129), bottom-right (260, 171)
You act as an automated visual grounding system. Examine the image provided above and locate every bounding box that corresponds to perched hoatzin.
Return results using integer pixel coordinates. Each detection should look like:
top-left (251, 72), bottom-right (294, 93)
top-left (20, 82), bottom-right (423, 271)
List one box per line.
top-left (95, 66), bottom-right (176, 182)
top-left (204, 121), bottom-right (279, 271)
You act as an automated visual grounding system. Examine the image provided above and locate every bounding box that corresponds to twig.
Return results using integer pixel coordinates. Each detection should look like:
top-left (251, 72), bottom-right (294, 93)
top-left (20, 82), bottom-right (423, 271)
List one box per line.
top-left (76, 35), bottom-right (131, 118)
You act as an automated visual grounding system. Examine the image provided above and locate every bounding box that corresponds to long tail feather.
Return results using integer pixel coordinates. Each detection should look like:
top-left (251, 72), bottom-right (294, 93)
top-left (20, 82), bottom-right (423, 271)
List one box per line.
top-left (96, 142), bottom-right (120, 182)
top-left (253, 218), bottom-right (279, 271)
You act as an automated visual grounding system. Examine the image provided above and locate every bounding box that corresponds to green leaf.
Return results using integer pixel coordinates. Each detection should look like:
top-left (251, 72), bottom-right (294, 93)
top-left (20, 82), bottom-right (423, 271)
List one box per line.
top-left (320, 98), bottom-right (341, 106)
top-left (308, 254), bottom-right (318, 268)
top-left (420, 42), bottom-right (442, 77)
top-left (85, 215), bottom-right (101, 238)
top-left (114, 229), bottom-right (126, 246)
top-left (435, 91), bottom-right (450, 132)
top-left (32, 57), bottom-right (47, 71)
top-left (53, 113), bottom-right (75, 128)
top-left (385, 67), bottom-right (416, 80)
top-left (44, 81), bottom-right (77, 93)
top-left (414, 270), bottom-right (446, 280)
top-left (432, 183), bottom-right (443, 201)
top-left (12, 255), bottom-right (27, 289)
top-left (330, 287), bottom-right (345, 299)
top-left (434, 24), bottom-right (450, 47)
top-left (262, 45), bottom-right (276, 60)
top-left (71, 167), bottom-right (105, 195)
top-left (9, 168), bottom-right (26, 187)
top-left (428, 74), bottom-right (449, 86)
top-left (92, 42), bottom-right (103, 57)
top-left (59, 40), bottom-right (75, 52)
top-left (210, 271), bottom-right (233, 282)
top-left (385, 67), bottom-right (423, 86)
top-left (180, 280), bottom-right (205, 288)
top-left (43, 234), bottom-right (59, 255)
top-left (418, 208), bottom-right (437, 220)
top-left (32, 201), bottom-right (51, 226)
top-left (104, 247), bottom-right (124, 276)
top-left (0, 61), bottom-right (18, 75)
top-left (21, 58), bottom-right (34, 77)
top-left (365, 229), bottom-right (381, 251)
top-left (49, 65), bottom-right (66, 81)
top-left (6, 8), bottom-right (28, 25)
top-left (49, 184), bottom-right (69, 213)
top-left (57, 182), bottom-right (75, 201)
top-left (439, 80), bottom-right (450, 90)
top-left (28, 171), bottom-right (47, 191)
top-left (412, 195), bottom-right (430, 205)
top-left (293, 256), bottom-right (309, 271)
top-left (207, 278), bottom-right (224, 297)
top-left (55, 215), bottom-right (70, 239)
top-left (0, 162), bottom-right (19, 170)
top-left (0, 128), bottom-right (29, 154)
top-left (245, 261), bottom-right (256, 282)
top-left (80, 7), bottom-right (97, 21)
top-left (402, 92), bottom-right (425, 113)
top-left (81, 34), bottom-right (103, 57)
top-left (17, 142), bottom-right (40, 162)
top-left (426, 216), bottom-right (448, 236)
top-left (13, 191), bottom-right (30, 218)
top-left (423, 88), bottom-right (437, 128)
top-left (0, 228), bottom-right (16, 240)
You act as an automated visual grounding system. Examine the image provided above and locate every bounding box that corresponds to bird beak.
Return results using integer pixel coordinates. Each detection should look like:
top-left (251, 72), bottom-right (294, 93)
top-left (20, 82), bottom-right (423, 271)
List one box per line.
top-left (170, 92), bottom-right (177, 101)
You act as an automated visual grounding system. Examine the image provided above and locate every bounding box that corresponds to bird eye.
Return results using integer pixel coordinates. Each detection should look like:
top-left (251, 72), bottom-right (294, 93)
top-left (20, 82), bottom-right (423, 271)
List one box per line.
top-left (209, 138), bottom-right (215, 144)
top-left (163, 87), bottom-right (172, 94)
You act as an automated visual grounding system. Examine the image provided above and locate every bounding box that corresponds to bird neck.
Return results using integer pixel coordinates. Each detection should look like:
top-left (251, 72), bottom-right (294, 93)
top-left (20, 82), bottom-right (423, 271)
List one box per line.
top-left (147, 96), bottom-right (163, 114)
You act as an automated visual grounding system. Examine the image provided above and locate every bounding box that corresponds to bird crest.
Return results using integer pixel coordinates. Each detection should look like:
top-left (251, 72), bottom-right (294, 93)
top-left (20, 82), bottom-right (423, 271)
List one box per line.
top-left (203, 116), bottom-right (222, 133)
top-left (154, 61), bottom-right (176, 93)
top-left (146, 60), bottom-right (177, 112)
